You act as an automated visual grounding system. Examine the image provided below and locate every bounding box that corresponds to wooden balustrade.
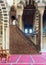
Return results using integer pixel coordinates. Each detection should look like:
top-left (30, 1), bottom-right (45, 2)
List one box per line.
top-left (0, 47), bottom-right (10, 62)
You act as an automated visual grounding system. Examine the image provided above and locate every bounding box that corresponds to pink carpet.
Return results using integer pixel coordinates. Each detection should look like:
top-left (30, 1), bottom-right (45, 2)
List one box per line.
top-left (8, 55), bottom-right (19, 62)
top-left (32, 55), bottom-right (46, 63)
top-left (18, 55), bottom-right (32, 63)
top-left (12, 64), bottom-right (29, 65)
top-left (0, 53), bottom-right (46, 65)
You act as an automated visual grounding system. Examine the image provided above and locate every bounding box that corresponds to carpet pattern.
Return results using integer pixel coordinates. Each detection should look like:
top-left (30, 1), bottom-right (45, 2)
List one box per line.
top-left (0, 53), bottom-right (46, 65)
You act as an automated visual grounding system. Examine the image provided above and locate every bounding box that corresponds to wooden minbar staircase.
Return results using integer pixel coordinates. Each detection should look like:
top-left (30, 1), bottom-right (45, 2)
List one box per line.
top-left (9, 25), bottom-right (40, 54)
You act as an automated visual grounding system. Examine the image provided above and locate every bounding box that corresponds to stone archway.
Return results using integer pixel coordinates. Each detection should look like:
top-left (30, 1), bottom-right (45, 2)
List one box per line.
top-left (0, 0), bottom-right (9, 50)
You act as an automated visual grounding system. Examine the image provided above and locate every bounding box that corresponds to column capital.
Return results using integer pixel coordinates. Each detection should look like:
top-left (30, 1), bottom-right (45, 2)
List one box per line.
top-left (38, 7), bottom-right (45, 15)
top-left (17, 3), bottom-right (24, 16)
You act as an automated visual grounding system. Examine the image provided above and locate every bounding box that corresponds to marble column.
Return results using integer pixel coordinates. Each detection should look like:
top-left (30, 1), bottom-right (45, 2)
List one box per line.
top-left (18, 15), bottom-right (24, 31)
top-left (6, 27), bottom-right (9, 50)
top-left (38, 7), bottom-right (45, 51)
top-left (17, 4), bottom-right (24, 31)
top-left (2, 22), bottom-right (5, 49)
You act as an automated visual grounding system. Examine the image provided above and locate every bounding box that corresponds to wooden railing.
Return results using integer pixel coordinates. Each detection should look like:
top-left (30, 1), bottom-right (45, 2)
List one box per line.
top-left (0, 47), bottom-right (10, 62)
